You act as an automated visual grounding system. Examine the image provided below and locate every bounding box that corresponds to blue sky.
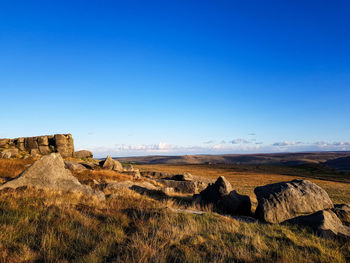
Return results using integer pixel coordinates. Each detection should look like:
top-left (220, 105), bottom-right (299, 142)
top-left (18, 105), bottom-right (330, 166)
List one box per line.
top-left (1, 1), bottom-right (349, 157)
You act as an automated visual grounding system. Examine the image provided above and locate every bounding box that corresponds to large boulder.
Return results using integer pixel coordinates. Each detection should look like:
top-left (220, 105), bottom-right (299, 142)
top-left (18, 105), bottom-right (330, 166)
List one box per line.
top-left (100, 156), bottom-right (123, 171)
top-left (332, 204), bottom-right (350, 226)
top-left (74, 150), bottom-right (93, 159)
top-left (286, 210), bottom-right (350, 239)
top-left (0, 153), bottom-right (104, 200)
top-left (194, 176), bottom-right (251, 216)
top-left (254, 180), bottom-right (333, 223)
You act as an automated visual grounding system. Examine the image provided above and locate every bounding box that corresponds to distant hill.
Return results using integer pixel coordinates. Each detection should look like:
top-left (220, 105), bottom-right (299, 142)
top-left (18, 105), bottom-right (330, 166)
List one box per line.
top-left (324, 156), bottom-right (350, 172)
top-left (116, 152), bottom-right (350, 170)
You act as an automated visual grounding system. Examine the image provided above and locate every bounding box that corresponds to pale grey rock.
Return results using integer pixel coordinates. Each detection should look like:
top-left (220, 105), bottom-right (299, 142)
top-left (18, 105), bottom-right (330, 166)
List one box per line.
top-left (0, 153), bottom-right (104, 200)
top-left (101, 156), bottom-right (123, 171)
top-left (254, 179), bottom-right (334, 223)
top-left (74, 150), bottom-right (93, 159)
top-left (286, 209), bottom-right (350, 239)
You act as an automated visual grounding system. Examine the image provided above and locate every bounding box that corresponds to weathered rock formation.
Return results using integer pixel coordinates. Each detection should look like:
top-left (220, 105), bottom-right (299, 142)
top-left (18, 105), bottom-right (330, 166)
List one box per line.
top-left (0, 134), bottom-right (74, 158)
top-left (100, 156), bottom-right (123, 171)
top-left (193, 176), bottom-right (251, 216)
top-left (332, 204), bottom-right (350, 226)
top-left (254, 179), bottom-right (334, 224)
top-left (285, 210), bottom-right (350, 239)
top-left (0, 153), bottom-right (104, 200)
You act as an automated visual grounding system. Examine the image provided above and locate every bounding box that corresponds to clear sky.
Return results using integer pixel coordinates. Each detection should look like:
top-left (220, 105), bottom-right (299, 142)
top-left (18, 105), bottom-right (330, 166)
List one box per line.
top-left (1, 1), bottom-right (349, 157)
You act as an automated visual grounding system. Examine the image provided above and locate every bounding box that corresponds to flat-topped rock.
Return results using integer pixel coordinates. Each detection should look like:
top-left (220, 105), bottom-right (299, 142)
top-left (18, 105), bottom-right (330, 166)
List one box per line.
top-left (0, 134), bottom-right (75, 158)
top-left (74, 150), bottom-right (93, 159)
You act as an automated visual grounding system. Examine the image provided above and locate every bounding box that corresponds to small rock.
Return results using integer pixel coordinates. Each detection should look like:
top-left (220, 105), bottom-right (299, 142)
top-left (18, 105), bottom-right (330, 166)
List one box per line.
top-left (332, 204), bottom-right (350, 226)
top-left (64, 161), bottom-right (88, 172)
top-left (286, 209), bottom-right (350, 239)
top-left (0, 151), bottom-right (12, 159)
top-left (74, 150), bottom-right (93, 159)
top-left (101, 156), bottom-right (123, 171)
top-left (169, 172), bottom-right (193, 181)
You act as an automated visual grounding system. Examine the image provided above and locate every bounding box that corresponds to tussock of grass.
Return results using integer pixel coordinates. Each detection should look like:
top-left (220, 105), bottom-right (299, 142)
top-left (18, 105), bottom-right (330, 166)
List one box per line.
top-left (0, 187), bottom-right (349, 263)
top-left (0, 158), bottom-right (34, 180)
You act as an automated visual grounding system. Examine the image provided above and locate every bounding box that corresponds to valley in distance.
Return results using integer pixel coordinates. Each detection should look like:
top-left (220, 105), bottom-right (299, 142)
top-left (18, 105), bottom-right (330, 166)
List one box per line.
top-left (0, 134), bottom-right (349, 262)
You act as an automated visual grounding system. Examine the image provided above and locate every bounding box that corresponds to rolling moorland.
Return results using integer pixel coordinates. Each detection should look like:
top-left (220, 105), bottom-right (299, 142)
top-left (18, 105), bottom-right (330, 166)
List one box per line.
top-left (0, 136), bottom-right (349, 262)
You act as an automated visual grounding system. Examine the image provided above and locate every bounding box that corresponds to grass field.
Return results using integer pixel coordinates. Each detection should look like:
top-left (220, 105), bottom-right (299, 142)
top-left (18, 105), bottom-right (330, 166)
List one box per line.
top-left (136, 164), bottom-right (350, 207)
top-left (0, 159), bottom-right (349, 262)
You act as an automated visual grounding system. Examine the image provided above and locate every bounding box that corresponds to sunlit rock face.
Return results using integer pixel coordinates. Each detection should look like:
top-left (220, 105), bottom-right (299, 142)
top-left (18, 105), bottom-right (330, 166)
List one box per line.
top-left (0, 134), bottom-right (74, 158)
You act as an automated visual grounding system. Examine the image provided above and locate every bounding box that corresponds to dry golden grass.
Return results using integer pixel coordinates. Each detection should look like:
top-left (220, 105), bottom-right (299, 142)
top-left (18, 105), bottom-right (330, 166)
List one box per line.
top-left (136, 164), bottom-right (350, 207)
top-left (0, 159), bottom-right (350, 262)
top-left (0, 187), bottom-right (349, 263)
top-left (0, 158), bottom-right (34, 180)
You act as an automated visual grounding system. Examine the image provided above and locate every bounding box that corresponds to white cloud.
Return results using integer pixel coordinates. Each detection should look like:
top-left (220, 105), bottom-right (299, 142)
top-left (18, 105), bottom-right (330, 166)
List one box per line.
top-left (90, 140), bottom-right (350, 158)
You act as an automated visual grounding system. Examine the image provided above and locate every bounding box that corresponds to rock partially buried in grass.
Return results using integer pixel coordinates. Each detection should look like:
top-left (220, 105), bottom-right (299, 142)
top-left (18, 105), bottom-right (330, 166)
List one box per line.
top-left (285, 209), bottom-right (350, 239)
top-left (194, 176), bottom-right (252, 216)
top-left (254, 179), bottom-right (333, 223)
top-left (332, 204), bottom-right (350, 226)
top-left (64, 161), bottom-right (88, 172)
top-left (0, 153), bottom-right (105, 200)
top-left (168, 172), bottom-right (193, 181)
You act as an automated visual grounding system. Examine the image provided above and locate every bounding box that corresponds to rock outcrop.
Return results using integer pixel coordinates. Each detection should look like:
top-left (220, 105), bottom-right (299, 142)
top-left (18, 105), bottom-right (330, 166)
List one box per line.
top-left (193, 176), bottom-right (251, 216)
top-left (0, 134), bottom-right (75, 158)
top-left (0, 153), bottom-right (104, 200)
top-left (254, 179), bottom-right (334, 223)
top-left (286, 210), bottom-right (350, 239)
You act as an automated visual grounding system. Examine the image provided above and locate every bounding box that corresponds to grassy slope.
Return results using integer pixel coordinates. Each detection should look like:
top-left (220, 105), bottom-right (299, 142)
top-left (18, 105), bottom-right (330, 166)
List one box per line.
top-left (0, 159), bottom-right (349, 262)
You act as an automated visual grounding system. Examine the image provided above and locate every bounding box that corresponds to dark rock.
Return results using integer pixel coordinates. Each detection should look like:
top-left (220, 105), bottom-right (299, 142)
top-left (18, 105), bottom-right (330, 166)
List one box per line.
top-left (254, 179), bottom-right (333, 223)
top-left (194, 176), bottom-right (251, 216)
